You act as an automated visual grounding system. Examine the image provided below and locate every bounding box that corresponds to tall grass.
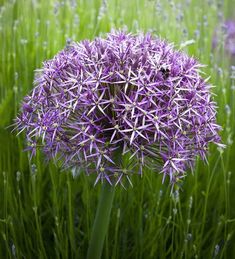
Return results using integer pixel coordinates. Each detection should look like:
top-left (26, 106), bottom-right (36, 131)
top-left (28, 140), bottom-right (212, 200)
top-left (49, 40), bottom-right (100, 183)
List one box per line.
top-left (0, 0), bottom-right (235, 258)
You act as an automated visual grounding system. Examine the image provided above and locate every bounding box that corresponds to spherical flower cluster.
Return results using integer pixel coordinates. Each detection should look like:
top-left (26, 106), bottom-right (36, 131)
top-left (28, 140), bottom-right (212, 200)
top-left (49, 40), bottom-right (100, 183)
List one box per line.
top-left (213, 20), bottom-right (235, 57)
top-left (15, 31), bottom-right (222, 186)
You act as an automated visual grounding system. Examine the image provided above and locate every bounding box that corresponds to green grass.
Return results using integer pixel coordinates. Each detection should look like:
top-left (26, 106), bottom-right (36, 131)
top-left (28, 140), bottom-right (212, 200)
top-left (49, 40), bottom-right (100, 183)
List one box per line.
top-left (0, 0), bottom-right (235, 258)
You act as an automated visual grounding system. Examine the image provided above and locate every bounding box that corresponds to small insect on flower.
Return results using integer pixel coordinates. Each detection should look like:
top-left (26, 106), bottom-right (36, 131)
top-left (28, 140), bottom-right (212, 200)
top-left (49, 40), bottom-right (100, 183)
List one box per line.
top-left (14, 30), bottom-right (223, 186)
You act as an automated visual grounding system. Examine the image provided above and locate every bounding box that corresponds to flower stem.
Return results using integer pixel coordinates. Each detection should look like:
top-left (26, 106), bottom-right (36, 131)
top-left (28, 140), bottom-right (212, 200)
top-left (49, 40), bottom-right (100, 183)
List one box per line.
top-left (87, 182), bottom-right (115, 259)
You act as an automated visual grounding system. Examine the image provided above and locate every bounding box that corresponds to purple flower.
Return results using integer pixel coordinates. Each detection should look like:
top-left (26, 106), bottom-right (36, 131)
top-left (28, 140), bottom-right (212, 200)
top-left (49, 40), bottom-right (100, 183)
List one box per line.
top-left (213, 20), bottom-right (235, 57)
top-left (15, 31), bottom-right (223, 186)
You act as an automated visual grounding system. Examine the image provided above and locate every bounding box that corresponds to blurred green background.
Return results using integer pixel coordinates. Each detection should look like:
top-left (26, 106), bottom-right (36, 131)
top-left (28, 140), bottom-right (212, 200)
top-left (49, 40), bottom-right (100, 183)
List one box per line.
top-left (0, 0), bottom-right (235, 258)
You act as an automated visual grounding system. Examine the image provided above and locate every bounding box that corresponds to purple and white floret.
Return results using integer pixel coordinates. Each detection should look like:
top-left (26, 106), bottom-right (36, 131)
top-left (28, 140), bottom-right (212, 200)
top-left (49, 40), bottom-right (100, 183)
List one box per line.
top-left (15, 31), bottom-right (223, 186)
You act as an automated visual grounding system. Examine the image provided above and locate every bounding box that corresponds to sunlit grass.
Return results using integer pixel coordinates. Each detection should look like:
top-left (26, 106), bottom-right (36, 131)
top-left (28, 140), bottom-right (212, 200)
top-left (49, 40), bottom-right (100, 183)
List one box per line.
top-left (0, 0), bottom-right (235, 258)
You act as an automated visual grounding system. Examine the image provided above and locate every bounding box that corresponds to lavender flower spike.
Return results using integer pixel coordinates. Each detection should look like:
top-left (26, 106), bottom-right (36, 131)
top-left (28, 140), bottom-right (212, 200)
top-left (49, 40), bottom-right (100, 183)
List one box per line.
top-left (213, 20), bottom-right (235, 57)
top-left (15, 31), bottom-right (223, 185)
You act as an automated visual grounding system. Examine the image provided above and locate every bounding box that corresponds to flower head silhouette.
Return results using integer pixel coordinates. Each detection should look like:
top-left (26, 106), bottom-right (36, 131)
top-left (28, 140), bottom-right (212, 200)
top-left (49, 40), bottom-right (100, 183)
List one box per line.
top-left (15, 31), bottom-right (223, 185)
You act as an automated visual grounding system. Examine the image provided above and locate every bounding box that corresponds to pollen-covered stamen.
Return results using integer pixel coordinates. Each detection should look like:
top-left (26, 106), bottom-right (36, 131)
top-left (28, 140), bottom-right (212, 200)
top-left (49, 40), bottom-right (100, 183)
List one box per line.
top-left (89, 135), bottom-right (95, 141)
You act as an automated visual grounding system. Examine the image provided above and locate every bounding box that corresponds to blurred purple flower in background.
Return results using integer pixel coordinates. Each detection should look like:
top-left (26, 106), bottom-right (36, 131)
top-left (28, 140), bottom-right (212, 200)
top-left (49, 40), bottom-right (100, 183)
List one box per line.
top-left (213, 20), bottom-right (235, 57)
top-left (15, 31), bottom-right (223, 186)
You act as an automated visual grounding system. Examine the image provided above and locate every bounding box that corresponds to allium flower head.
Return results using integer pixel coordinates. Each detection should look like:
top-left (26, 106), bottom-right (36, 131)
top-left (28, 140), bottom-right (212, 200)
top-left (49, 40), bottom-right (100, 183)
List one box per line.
top-left (15, 31), bottom-right (222, 186)
top-left (213, 20), bottom-right (235, 57)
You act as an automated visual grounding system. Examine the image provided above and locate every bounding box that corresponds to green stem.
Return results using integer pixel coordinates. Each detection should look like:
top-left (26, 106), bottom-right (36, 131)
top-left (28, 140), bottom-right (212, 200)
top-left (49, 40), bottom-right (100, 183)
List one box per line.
top-left (87, 182), bottom-right (115, 259)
